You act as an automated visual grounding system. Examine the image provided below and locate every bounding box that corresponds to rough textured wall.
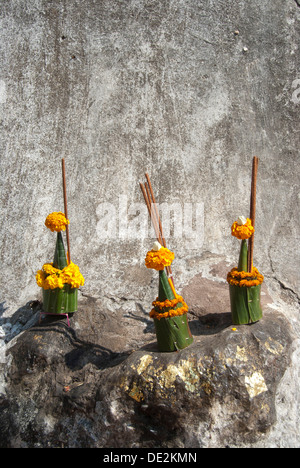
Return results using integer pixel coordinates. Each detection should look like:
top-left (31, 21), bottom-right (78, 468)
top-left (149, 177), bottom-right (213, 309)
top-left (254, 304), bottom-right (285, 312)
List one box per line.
top-left (0, 0), bottom-right (299, 316)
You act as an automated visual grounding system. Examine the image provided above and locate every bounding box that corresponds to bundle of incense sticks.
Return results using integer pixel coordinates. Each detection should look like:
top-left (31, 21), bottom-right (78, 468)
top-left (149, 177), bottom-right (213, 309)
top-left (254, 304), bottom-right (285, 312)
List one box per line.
top-left (248, 156), bottom-right (259, 272)
top-left (140, 173), bottom-right (174, 285)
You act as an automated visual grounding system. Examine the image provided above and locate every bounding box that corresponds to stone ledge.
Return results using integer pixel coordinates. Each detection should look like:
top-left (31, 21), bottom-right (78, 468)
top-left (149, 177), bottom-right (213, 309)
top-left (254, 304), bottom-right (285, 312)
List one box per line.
top-left (0, 300), bottom-right (293, 447)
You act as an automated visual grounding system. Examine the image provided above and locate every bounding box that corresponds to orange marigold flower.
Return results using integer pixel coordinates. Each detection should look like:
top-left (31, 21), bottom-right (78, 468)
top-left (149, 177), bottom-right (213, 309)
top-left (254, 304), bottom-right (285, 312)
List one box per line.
top-left (145, 246), bottom-right (175, 271)
top-left (231, 218), bottom-right (254, 240)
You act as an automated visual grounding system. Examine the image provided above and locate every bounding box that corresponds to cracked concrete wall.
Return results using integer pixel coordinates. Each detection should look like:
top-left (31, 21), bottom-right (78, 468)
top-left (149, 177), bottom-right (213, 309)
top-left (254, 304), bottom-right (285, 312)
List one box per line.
top-left (0, 0), bottom-right (299, 316)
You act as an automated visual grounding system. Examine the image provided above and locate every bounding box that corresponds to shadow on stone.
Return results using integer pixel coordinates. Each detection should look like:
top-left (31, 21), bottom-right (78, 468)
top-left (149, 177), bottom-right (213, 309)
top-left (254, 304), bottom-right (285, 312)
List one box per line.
top-left (189, 311), bottom-right (232, 336)
top-left (27, 318), bottom-right (131, 372)
top-left (0, 300), bottom-right (41, 344)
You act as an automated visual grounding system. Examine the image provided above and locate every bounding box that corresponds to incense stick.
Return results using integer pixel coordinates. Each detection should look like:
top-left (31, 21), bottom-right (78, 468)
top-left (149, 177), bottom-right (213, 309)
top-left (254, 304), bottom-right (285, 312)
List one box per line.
top-left (62, 158), bottom-right (71, 264)
top-left (144, 180), bottom-right (164, 246)
top-left (140, 182), bottom-right (162, 244)
top-left (248, 156), bottom-right (258, 272)
top-left (139, 174), bottom-right (174, 283)
top-left (145, 173), bottom-right (167, 248)
top-left (144, 173), bottom-right (173, 281)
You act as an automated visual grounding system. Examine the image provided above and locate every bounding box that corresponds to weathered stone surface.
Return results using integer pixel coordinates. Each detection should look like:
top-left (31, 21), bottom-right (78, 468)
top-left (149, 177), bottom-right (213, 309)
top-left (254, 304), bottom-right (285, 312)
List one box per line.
top-left (0, 0), bottom-right (299, 314)
top-left (0, 0), bottom-right (299, 449)
top-left (100, 309), bottom-right (292, 449)
top-left (0, 272), bottom-right (295, 448)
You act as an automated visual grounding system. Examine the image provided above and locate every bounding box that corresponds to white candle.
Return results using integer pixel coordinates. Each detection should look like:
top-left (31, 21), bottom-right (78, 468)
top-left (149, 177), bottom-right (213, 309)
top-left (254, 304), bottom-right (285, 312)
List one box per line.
top-left (237, 216), bottom-right (247, 226)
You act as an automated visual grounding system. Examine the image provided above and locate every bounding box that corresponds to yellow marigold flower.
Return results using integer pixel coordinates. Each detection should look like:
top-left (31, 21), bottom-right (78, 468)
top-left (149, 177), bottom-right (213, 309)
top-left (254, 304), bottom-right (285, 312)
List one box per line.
top-left (45, 212), bottom-right (69, 232)
top-left (231, 217), bottom-right (254, 240)
top-left (43, 263), bottom-right (60, 275)
top-left (44, 274), bottom-right (60, 290)
top-left (61, 262), bottom-right (85, 288)
top-left (145, 246), bottom-right (175, 271)
top-left (36, 270), bottom-right (46, 288)
top-left (36, 261), bottom-right (84, 289)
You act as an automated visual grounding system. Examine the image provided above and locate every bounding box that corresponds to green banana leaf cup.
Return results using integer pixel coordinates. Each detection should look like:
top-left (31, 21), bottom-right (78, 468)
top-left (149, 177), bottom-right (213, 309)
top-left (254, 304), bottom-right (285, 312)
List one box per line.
top-left (153, 312), bottom-right (193, 352)
top-left (227, 235), bottom-right (264, 325)
top-left (36, 216), bottom-right (84, 317)
top-left (229, 282), bottom-right (263, 325)
top-left (42, 285), bottom-right (78, 315)
top-left (145, 243), bottom-right (193, 353)
top-left (150, 270), bottom-right (193, 352)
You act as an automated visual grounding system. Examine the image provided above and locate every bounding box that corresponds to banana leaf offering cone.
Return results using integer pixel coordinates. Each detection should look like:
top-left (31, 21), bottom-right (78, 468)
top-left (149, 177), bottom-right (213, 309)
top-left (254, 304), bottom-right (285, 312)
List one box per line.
top-left (145, 241), bottom-right (193, 352)
top-left (35, 212), bottom-right (84, 315)
top-left (227, 157), bottom-right (263, 325)
top-left (227, 218), bottom-right (263, 324)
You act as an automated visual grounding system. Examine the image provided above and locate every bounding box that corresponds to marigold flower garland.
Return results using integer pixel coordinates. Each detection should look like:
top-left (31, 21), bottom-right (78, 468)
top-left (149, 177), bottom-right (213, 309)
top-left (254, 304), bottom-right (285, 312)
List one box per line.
top-left (150, 295), bottom-right (189, 320)
top-left (227, 267), bottom-right (264, 288)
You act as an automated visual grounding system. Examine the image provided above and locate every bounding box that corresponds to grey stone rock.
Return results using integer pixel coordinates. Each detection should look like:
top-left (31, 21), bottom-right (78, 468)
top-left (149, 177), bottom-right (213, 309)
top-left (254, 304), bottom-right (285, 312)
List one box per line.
top-left (0, 272), bottom-right (295, 448)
